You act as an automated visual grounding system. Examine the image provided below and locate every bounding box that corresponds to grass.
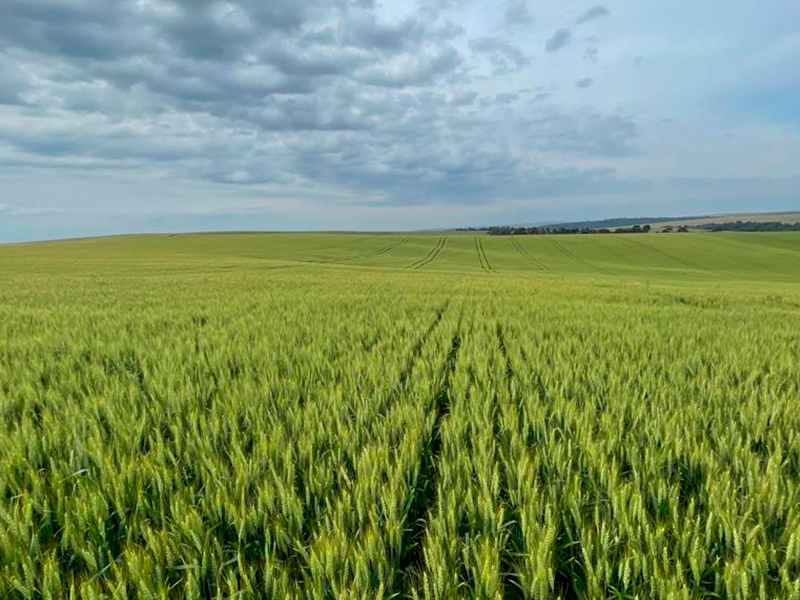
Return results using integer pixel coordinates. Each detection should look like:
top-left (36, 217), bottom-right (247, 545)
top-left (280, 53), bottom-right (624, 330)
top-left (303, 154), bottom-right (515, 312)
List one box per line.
top-left (1, 232), bottom-right (800, 599)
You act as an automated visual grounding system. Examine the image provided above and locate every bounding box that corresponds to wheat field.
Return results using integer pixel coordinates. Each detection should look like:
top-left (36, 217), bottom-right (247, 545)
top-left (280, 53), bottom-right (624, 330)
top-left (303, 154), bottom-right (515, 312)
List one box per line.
top-left (1, 232), bottom-right (800, 599)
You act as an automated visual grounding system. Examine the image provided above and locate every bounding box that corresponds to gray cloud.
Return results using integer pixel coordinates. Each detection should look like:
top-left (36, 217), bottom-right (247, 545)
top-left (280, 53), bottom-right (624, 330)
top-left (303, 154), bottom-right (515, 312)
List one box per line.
top-left (448, 89), bottom-right (479, 106)
top-left (344, 15), bottom-right (429, 51)
top-left (576, 5), bottom-right (610, 25)
top-left (0, 57), bottom-right (31, 106)
top-left (469, 36), bottom-right (530, 74)
top-left (495, 92), bottom-right (519, 104)
top-left (417, 0), bottom-right (472, 20)
top-left (503, 0), bottom-right (534, 28)
top-left (0, 0), bottom-right (645, 216)
top-left (545, 29), bottom-right (572, 53)
top-left (544, 5), bottom-right (608, 58)
top-left (518, 109), bottom-right (637, 156)
top-left (576, 77), bottom-right (594, 88)
top-left (353, 45), bottom-right (462, 87)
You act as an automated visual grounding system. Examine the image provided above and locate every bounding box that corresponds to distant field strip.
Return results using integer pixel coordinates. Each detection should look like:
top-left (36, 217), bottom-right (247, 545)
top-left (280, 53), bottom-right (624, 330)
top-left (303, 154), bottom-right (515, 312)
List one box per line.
top-left (408, 236), bottom-right (447, 269)
top-left (6, 231), bottom-right (800, 282)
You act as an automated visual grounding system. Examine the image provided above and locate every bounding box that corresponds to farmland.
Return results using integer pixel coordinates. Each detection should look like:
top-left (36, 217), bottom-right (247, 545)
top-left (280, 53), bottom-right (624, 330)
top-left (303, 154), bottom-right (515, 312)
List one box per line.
top-left (649, 213), bottom-right (800, 231)
top-left (2, 232), bottom-right (800, 600)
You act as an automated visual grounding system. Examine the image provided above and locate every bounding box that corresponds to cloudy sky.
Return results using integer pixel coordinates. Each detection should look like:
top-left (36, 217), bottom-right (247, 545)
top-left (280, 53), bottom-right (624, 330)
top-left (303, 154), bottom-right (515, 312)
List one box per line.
top-left (1, 0), bottom-right (799, 240)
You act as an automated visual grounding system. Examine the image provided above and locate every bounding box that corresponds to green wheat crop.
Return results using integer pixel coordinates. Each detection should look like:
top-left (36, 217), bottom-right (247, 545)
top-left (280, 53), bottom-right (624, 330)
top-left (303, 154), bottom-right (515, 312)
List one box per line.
top-left (1, 232), bottom-right (800, 599)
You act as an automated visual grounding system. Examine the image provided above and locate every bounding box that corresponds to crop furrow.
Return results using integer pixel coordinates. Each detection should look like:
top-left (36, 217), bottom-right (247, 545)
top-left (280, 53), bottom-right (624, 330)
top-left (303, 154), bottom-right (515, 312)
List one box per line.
top-left (289, 302), bottom-right (451, 585)
top-left (396, 331), bottom-right (462, 596)
top-left (374, 301), bottom-right (450, 422)
top-left (495, 323), bottom-right (524, 600)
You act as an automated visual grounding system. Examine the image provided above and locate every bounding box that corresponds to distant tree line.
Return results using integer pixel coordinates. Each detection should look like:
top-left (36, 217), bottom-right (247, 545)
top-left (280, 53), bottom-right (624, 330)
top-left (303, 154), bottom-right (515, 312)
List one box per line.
top-left (699, 221), bottom-right (800, 232)
top-left (461, 218), bottom-right (800, 235)
top-left (486, 224), bottom-right (654, 236)
top-left (549, 216), bottom-right (683, 229)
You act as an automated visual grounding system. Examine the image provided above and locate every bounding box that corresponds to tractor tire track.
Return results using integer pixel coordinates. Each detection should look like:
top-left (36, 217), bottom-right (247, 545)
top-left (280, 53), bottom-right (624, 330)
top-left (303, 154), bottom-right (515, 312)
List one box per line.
top-left (475, 236), bottom-right (495, 272)
top-left (374, 301), bottom-right (450, 422)
top-left (407, 237), bottom-right (443, 269)
top-left (494, 325), bottom-right (586, 600)
top-left (338, 237), bottom-right (411, 263)
top-left (595, 239), bottom-right (634, 266)
top-left (408, 236), bottom-right (447, 270)
top-left (510, 237), bottom-right (550, 271)
top-left (304, 236), bottom-right (375, 264)
top-left (549, 238), bottom-right (609, 275)
top-left (344, 236), bottom-right (412, 262)
top-left (396, 325), bottom-right (462, 596)
top-left (695, 235), bottom-right (785, 278)
top-left (295, 302), bottom-right (451, 583)
top-left (370, 236), bottom-right (411, 258)
top-left (620, 237), bottom-right (710, 272)
top-left (495, 324), bottom-right (524, 600)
